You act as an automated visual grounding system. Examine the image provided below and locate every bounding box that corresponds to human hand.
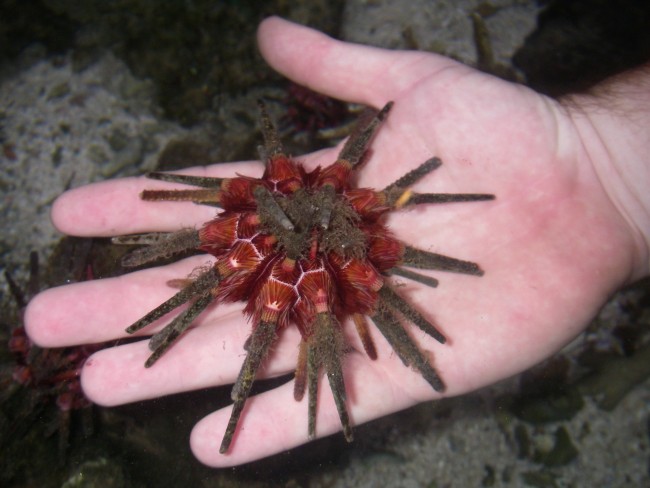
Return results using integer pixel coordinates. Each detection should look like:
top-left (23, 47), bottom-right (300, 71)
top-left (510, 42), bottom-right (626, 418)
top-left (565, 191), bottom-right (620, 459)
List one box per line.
top-left (25, 17), bottom-right (644, 467)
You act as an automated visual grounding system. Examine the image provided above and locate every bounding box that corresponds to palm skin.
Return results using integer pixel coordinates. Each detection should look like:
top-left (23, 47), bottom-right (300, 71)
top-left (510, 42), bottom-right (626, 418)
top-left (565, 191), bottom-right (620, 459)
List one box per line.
top-left (24, 17), bottom-right (640, 467)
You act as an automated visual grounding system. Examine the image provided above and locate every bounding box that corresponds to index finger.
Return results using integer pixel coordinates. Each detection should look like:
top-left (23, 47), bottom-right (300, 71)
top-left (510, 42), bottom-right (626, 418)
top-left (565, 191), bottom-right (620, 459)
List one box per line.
top-left (51, 162), bottom-right (261, 237)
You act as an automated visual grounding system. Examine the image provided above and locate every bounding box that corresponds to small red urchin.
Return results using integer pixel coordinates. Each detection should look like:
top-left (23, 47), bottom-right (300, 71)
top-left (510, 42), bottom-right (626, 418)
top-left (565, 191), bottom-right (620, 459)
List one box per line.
top-left (113, 101), bottom-right (494, 453)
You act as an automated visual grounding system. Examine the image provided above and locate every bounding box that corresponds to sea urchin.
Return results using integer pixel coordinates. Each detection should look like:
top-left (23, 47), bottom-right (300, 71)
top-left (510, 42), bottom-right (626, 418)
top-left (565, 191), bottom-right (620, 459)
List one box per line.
top-left (112, 101), bottom-right (494, 453)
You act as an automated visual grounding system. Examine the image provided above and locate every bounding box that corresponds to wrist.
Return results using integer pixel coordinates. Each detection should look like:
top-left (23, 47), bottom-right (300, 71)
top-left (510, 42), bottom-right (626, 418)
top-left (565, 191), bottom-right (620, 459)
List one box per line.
top-left (563, 65), bottom-right (650, 280)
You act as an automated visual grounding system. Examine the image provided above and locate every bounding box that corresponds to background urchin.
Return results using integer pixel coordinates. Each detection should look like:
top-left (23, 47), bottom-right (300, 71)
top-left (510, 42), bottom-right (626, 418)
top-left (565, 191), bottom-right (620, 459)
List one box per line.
top-left (112, 101), bottom-right (494, 453)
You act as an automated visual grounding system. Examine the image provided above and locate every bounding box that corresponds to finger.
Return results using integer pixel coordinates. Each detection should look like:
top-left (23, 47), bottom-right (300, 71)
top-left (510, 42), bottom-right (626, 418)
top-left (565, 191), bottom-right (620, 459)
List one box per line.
top-left (51, 162), bottom-right (263, 237)
top-left (77, 304), bottom-right (396, 405)
top-left (189, 351), bottom-right (425, 467)
top-left (51, 147), bottom-right (340, 237)
top-left (24, 255), bottom-right (238, 347)
top-left (80, 318), bottom-right (303, 405)
top-left (257, 17), bottom-right (458, 106)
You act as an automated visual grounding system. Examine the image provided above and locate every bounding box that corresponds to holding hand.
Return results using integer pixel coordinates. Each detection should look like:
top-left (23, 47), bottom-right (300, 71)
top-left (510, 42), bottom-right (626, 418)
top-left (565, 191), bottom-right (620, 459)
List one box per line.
top-left (25, 17), bottom-right (647, 467)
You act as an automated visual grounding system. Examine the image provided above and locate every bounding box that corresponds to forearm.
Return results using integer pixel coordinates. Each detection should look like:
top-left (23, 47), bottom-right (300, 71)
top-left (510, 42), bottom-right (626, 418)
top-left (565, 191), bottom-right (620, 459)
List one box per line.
top-left (564, 64), bottom-right (650, 280)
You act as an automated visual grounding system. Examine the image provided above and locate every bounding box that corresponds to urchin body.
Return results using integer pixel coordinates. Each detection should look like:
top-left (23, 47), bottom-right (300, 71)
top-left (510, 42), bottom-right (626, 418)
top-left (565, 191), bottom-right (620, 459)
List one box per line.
top-left (114, 101), bottom-right (494, 453)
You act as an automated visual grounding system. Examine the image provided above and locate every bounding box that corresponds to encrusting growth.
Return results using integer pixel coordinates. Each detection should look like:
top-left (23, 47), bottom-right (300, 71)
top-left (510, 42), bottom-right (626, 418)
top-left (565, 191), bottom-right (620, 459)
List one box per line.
top-left (112, 100), bottom-right (494, 453)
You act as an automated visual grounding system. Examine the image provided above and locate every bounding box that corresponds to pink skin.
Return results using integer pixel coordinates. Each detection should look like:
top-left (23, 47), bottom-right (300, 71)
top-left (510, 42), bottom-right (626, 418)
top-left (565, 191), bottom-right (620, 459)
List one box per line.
top-left (24, 17), bottom-right (648, 467)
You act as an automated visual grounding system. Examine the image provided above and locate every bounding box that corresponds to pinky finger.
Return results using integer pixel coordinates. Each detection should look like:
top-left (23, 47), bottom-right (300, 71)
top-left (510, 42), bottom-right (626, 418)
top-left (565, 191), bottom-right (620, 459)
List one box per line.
top-left (189, 352), bottom-right (416, 468)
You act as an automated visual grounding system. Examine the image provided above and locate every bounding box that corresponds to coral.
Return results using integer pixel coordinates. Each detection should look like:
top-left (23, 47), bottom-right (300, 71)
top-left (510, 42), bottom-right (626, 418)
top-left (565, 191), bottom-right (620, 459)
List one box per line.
top-left (4, 251), bottom-right (100, 414)
top-left (1, 245), bottom-right (108, 481)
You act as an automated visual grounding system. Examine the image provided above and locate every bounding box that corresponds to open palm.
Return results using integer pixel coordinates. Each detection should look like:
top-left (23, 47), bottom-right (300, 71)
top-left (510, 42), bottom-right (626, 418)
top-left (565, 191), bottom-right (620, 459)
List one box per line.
top-left (25, 17), bottom-right (638, 467)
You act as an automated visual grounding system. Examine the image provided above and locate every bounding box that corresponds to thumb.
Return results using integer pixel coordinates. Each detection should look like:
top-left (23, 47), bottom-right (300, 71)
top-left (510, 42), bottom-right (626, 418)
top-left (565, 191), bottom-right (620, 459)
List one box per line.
top-left (257, 16), bottom-right (459, 106)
